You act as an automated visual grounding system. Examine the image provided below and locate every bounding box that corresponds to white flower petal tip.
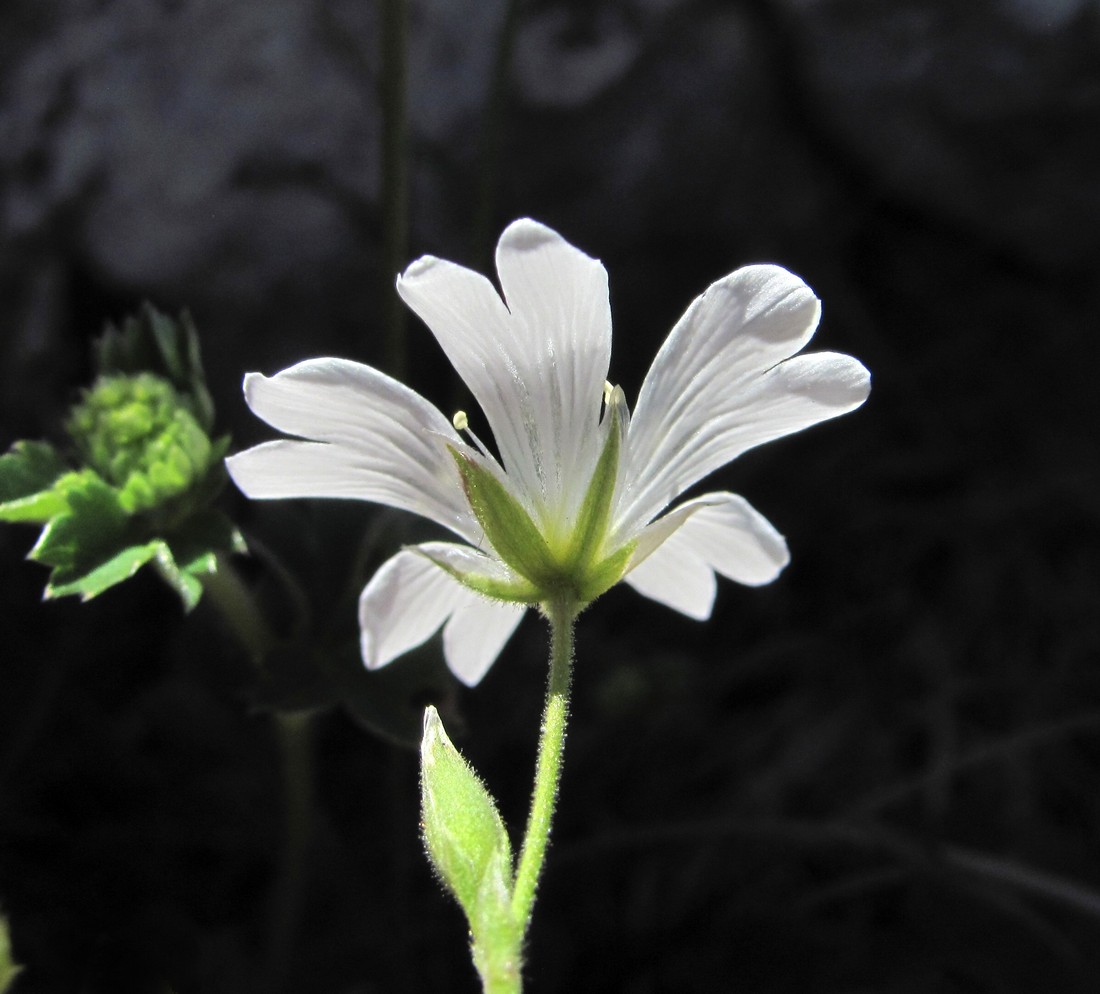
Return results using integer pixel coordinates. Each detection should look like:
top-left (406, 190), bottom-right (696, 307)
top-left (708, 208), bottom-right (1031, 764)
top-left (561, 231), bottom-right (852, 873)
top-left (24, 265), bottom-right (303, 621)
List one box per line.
top-left (497, 217), bottom-right (573, 254)
top-left (396, 254), bottom-right (447, 288)
top-left (704, 265), bottom-right (822, 352)
top-left (783, 352), bottom-right (872, 412)
top-left (624, 493), bottom-right (790, 620)
top-left (358, 546), bottom-right (526, 686)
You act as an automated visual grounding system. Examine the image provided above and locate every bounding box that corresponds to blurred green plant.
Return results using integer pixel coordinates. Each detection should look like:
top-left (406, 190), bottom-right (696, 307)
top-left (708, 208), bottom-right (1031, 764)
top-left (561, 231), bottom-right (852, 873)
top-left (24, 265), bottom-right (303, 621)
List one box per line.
top-left (0, 915), bottom-right (19, 994)
top-left (0, 304), bottom-right (243, 609)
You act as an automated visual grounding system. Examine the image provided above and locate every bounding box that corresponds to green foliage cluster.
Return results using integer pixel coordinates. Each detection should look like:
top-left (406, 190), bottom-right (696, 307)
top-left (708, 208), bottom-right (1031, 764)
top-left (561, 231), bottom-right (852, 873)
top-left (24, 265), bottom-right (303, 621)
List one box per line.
top-left (0, 305), bottom-right (242, 609)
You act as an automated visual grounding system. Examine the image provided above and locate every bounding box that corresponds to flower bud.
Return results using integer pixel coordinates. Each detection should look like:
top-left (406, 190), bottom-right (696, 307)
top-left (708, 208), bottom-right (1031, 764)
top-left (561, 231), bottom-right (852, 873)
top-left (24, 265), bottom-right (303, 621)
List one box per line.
top-left (67, 373), bottom-right (216, 514)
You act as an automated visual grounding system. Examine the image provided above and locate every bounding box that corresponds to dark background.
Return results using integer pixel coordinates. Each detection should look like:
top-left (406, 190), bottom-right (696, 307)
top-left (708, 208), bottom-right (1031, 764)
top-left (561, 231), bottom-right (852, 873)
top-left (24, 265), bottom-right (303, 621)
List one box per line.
top-left (2, 0), bottom-right (1099, 991)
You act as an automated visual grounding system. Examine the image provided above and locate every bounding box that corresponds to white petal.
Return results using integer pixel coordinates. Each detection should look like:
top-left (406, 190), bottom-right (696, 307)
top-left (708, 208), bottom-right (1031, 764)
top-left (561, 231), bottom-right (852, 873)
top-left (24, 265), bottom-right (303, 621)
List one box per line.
top-left (623, 492), bottom-right (789, 620)
top-left (443, 594), bottom-right (527, 687)
top-left (225, 358), bottom-right (479, 542)
top-left (493, 219), bottom-right (613, 518)
top-left (617, 265), bottom-right (870, 533)
top-left (397, 220), bottom-right (611, 526)
top-left (358, 544), bottom-right (526, 686)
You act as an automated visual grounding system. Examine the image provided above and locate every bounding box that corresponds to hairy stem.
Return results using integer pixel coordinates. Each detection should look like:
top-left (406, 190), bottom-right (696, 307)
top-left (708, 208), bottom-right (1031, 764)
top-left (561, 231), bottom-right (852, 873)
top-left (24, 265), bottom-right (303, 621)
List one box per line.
top-left (511, 598), bottom-right (577, 931)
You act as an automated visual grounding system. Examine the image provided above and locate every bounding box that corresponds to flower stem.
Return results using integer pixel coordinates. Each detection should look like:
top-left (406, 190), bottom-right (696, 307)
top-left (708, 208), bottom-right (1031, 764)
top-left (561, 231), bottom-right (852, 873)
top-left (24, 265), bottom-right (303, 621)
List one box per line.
top-left (199, 554), bottom-right (314, 992)
top-left (511, 597), bottom-right (577, 933)
top-left (202, 552), bottom-right (276, 665)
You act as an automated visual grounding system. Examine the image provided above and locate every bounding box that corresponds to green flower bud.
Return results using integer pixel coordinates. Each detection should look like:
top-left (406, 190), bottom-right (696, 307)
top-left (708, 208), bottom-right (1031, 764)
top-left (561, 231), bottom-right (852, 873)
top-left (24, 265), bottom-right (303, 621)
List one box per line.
top-left (420, 706), bottom-right (514, 917)
top-left (67, 373), bottom-right (216, 514)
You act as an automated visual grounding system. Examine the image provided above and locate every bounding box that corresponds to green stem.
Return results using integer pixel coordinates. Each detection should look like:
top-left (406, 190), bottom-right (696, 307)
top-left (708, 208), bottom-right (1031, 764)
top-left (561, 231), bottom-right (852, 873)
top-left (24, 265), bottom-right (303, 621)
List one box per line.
top-left (265, 710), bottom-right (315, 992)
top-left (511, 597), bottom-right (577, 932)
top-left (199, 554), bottom-right (314, 992)
top-left (202, 552), bottom-right (276, 664)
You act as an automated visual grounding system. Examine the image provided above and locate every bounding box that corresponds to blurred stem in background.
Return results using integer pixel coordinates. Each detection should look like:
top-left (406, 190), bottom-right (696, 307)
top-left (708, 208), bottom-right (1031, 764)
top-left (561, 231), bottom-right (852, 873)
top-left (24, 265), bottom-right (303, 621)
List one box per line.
top-left (380, 0), bottom-right (409, 380)
top-left (473, 0), bottom-right (523, 271)
top-left (201, 556), bottom-right (314, 993)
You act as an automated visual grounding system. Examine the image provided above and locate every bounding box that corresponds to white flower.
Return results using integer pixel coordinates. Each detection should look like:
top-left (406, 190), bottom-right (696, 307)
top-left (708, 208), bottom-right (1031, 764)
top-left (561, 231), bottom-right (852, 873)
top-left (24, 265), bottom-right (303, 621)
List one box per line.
top-left (226, 219), bottom-right (870, 686)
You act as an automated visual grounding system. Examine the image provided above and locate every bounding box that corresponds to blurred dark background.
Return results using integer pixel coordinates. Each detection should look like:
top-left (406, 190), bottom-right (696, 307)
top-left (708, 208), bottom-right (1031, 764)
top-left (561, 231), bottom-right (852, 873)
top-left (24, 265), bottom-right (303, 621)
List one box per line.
top-left (2, 0), bottom-right (1099, 991)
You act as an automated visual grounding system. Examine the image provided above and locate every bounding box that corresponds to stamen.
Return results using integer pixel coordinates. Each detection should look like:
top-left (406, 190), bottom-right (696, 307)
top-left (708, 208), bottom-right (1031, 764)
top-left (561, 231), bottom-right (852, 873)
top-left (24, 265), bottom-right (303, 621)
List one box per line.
top-left (603, 381), bottom-right (614, 406)
top-left (452, 409), bottom-right (491, 459)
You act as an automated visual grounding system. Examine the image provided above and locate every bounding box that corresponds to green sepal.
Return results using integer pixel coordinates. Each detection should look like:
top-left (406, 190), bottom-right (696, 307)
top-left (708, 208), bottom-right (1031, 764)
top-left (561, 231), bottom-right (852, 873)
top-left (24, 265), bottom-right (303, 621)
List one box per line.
top-left (420, 705), bottom-right (515, 922)
top-left (576, 538), bottom-right (637, 604)
top-left (415, 546), bottom-right (542, 605)
top-left (564, 385), bottom-right (625, 572)
top-left (0, 441), bottom-right (69, 522)
top-left (449, 449), bottom-right (560, 589)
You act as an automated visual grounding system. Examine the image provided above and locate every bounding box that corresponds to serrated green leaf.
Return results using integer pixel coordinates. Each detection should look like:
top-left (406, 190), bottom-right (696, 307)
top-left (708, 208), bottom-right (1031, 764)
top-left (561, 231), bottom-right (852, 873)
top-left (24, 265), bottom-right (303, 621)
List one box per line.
top-left (45, 540), bottom-right (163, 601)
top-left (93, 304), bottom-right (216, 431)
top-left (0, 441), bottom-right (68, 520)
top-left (0, 487), bottom-right (70, 524)
top-left (29, 471), bottom-right (129, 569)
top-left (420, 705), bottom-right (513, 919)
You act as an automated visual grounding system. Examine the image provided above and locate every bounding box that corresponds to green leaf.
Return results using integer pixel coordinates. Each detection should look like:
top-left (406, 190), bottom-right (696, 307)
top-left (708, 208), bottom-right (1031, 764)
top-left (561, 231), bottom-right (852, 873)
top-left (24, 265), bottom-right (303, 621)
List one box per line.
top-left (0, 441), bottom-right (68, 522)
top-left (0, 914), bottom-right (20, 994)
top-left (153, 511), bottom-right (245, 611)
top-left (94, 304), bottom-right (216, 431)
top-left (45, 540), bottom-right (164, 602)
top-left (24, 474), bottom-right (244, 608)
top-left (0, 487), bottom-right (70, 525)
top-left (151, 543), bottom-right (207, 611)
top-left (29, 471), bottom-right (129, 569)
top-left (420, 705), bottom-right (514, 920)
top-left (0, 440), bottom-right (67, 500)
